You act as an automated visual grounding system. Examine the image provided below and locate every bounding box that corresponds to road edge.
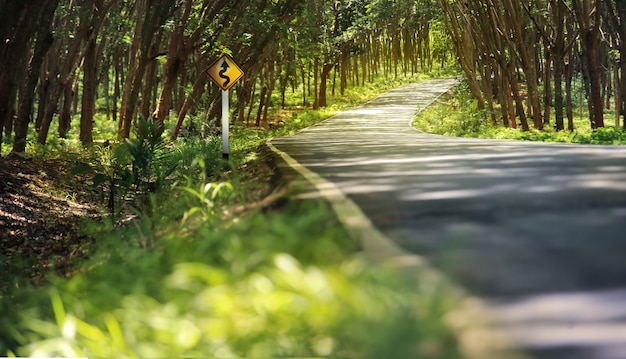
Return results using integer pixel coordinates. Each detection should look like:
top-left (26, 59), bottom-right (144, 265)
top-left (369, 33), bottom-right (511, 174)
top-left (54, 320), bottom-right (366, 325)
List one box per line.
top-left (265, 80), bottom-right (530, 359)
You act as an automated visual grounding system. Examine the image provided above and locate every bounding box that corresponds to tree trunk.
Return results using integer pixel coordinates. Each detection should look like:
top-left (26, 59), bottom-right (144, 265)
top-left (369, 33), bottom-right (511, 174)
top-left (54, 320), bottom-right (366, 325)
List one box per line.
top-left (618, 1), bottom-right (626, 128)
top-left (256, 86), bottom-right (268, 126)
top-left (440, 0), bottom-right (485, 110)
top-left (572, 0), bottom-right (605, 128)
top-left (58, 81), bottom-right (74, 138)
top-left (566, 60), bottom-right (575, 131)
top-left (37, 85), bottom-right (63, 145)
top-left (13, 29), bottom-right (55, 153)
top-left (140, 41), bottom-right (161, 122)
top-left (113, 49), bottom-right (123, 124)
top-left (340, 52), bottom-right (348, 96)
top-left (118, 0), bottom-right (177, 140)
top-left (172, 75), bottom-right (206, 140)
top-left (313, 57), bottom-right (319, 109)
top-left (318, 62), bottom-right (334, 108)
top-left (1, 1), bottom-right (51, 154)
top-left (585, 30), bottom-right (605, 128)
top-left (80, 34), bottom-right (97, 145)
top-left (153, 30), bottom-right (184, 130)
top-left (543, 46), bottom-right (553, 128)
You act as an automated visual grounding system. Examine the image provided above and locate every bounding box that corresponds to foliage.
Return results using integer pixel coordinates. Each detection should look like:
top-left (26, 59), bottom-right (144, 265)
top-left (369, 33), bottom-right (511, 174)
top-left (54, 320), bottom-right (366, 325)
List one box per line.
top-left (1, 68), bottom-right (467, 358)
top-left (414, 81), bottom-right (626, 145)
top-left (413, 81), bottom-right (490, 137)
top-left (440, 0), bottom-right (626, 131)
top-left (0, 197), bottom-right (461, 359)
top-left (68, 117), bottom-right (181, 217)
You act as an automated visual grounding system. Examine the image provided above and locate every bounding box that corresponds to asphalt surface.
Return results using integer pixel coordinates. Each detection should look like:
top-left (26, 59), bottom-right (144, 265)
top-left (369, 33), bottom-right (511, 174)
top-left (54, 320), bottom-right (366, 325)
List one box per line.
top-left (270, 78), bottom-right (626, 359)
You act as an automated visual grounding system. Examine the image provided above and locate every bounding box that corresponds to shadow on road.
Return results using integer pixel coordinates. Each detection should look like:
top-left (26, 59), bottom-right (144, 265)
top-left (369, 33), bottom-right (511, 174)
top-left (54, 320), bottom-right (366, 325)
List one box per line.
top-left (272, 79), bottom-right (626, 359)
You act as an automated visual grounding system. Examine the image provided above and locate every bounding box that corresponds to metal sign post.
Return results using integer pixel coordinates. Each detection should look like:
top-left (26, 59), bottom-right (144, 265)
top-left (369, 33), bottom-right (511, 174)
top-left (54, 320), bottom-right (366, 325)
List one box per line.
top-left (221, 89), bottom-right (229, 159)
top-left (205, 55), bottom-right (244, 160)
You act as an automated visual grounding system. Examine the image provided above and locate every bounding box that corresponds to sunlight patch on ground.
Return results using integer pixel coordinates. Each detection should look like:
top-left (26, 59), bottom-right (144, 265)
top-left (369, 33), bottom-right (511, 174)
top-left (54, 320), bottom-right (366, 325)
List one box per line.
top-left (490, 290), bottom-right (626, 358)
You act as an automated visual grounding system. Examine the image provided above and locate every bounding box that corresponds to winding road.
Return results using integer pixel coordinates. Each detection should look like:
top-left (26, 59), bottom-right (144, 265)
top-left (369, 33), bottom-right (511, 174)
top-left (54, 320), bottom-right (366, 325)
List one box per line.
top-left (270, 78), bottom-right (626, 359)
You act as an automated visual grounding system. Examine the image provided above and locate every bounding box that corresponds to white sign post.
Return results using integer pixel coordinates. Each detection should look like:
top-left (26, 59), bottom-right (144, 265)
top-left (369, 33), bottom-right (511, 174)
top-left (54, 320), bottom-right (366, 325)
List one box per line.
top-left (221, 89), bottom-right (229, 159)
top-left (205, 55), bottom-right (244, 160)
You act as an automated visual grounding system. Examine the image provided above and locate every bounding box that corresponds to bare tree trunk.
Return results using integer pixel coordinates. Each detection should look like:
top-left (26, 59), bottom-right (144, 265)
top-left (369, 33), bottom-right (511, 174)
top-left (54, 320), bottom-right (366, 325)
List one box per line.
top-left (543, 44), bottom-right (553, 128)
top-left (152, 30), bottom-right (183, 130)
top-left (140, 33), bottom-right (162, 122)
top-left (80, 34), bottom-right (97, 145)
top-left (13, 17), bottom-right (56, 153)
top-left (572, 0), bottom-right (605, 128)
top-left (58, 81), bottom-right (74, 138)
top-left (313, 57), bottom-right (319, 109)
top-left (318, 62), bottom-right (334, 108)
top-left (1, 1), bottom-right (55, 153)
top-left (505, 0), bottom-right (543, 128)
top-left (112, 49), bottom-right (123, 124)
top-left (340, 52), bottom-right (348, 96)
top-left (566, 59), bottom-right (576, 131)
top-left (440, 0), bottom-right (485, 110)
top-left (613, 0), bottom-right (626, 128)
top-left (118, 0), bottom-right (177, 140)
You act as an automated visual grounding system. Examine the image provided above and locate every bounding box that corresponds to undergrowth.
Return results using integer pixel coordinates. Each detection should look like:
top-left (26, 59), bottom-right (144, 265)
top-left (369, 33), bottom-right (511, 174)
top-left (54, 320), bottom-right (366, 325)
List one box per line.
top-left (414, 80), bottom-right (626, 145)
top-left (1, 70), bottom-right (465, 358)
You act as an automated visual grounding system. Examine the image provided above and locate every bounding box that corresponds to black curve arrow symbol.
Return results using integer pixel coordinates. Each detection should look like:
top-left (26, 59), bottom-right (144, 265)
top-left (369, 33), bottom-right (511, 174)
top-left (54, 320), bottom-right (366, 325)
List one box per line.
top-left (219, 60), bottom-right (231, 88)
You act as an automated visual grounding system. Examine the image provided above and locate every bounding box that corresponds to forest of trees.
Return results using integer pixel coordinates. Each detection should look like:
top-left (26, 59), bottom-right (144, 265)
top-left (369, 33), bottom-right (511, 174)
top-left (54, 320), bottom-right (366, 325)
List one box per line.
top-left (0, 0), bottom-right (446, 156)
top-left (441, 0), bottom-right (626, 132)
top-left (5, 0), bottom-right (624, 157)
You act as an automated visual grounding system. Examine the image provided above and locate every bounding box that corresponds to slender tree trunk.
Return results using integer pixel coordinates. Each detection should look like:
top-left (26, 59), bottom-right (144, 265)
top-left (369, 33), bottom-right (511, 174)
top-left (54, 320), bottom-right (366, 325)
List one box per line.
top-left (172, 75), bottom-right (206, 140)
top-left (572, 0), bottom-right (605, 128)
top-left (118, 0), bottom-right (177, 140)
top-left (37, 85), bottom-right (63, 145)
top-left (585, 31), bottom-right (605, 128)
top-left (112, 49), bottom-right (123, 124)
top-left (262, 61), bottom-right (277, 123)
top-left (566, 60), bottom-right (575, 131)
top-left (1, 1), bottom-right (54, 154)
top-left (80, 34), bottom-right (97, 145)
top-left (36, 71), bottom-right (51, 132)
top-left (440, 0), bottom-right (485, 110)
top-left (318, 62), bottom-right (334, 108)
top-left (153, 30), bottom-right (185, 130)
top-left (13, 28), bottom-right (56, 153)
top-left (615, 59), bottom-right (621, 128)
top-left (543, 46), bottom-right (553, 128)
top-left (340, 52), bottom-right (348, 96)
top-left (58, 82), bottom-right (74, 138)
top-left (554, 55), bottom-right (566, 130)
top-left (256, 86), bottom-right (268, 126)
top-left (313, 57), bottom-right (319, 109)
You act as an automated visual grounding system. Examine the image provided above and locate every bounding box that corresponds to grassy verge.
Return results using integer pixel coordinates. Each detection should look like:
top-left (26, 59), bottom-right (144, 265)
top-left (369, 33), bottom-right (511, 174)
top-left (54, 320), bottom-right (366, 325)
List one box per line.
top-left (414, 80), bottom-right (626, 145)
top-left (1, 71), bottom-right (465, 358)
top-left (1, 200), bottom-right (461, 358)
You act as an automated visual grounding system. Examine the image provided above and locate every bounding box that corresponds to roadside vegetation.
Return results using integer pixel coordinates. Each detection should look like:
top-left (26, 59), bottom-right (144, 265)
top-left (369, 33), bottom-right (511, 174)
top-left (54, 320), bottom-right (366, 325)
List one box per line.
top-left (0, 0), bottom-right (470, 356)
top-left (414, 80), bottom-right (626, 145)
top-left (441, 1), bottom-right (626, 134)
top-left (0, 69), bottom-right (465, 358)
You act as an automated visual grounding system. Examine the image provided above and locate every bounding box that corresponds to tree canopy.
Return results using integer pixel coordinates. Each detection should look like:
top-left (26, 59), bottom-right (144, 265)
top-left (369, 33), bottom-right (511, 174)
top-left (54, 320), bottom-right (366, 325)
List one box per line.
top-left (0, 0), bottom-right (447, 155)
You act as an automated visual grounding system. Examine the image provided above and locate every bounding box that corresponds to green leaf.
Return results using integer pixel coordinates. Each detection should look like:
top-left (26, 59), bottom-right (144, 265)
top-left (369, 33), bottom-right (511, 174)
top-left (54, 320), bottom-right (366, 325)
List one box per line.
top-left (93, 173), bottom-right (109, 187)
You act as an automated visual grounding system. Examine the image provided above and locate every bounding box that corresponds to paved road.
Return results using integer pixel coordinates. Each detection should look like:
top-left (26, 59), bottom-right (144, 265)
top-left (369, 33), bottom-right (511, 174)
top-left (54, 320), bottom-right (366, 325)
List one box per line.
top-left (270, 78), bottom-right (626, 359)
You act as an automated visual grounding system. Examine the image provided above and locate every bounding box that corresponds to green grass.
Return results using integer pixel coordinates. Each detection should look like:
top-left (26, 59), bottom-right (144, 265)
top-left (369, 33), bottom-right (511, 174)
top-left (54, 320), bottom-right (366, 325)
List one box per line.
top-left (1, 200), bottom-right (461, 359)
top-left (414, 80), bottom-right (626, 145)
top-left (1, 66), bottom-right (466, 358)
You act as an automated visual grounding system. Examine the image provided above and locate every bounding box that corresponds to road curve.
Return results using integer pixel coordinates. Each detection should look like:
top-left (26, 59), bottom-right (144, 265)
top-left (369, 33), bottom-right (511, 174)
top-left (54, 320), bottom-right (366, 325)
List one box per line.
top-left (270, 78), bottom-right (626, 359)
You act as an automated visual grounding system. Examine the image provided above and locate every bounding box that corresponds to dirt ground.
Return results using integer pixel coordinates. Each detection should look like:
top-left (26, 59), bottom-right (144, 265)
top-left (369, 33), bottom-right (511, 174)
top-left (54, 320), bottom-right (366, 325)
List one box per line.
top-left (0, 155), bottom-right (100, 290)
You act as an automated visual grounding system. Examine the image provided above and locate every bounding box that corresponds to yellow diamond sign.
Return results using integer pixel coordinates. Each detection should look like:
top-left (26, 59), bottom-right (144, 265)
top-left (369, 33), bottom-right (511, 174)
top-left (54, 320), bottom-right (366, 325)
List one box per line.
top-left (206, 55), bottom-right (244, 91)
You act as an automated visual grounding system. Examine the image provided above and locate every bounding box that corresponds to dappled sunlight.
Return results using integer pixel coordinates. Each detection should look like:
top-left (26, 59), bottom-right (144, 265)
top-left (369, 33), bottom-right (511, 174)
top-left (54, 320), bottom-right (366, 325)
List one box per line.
top-left (490, 290), bottom-right (626, 359)
top-left (271, 79), bottom-right (626, 359)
